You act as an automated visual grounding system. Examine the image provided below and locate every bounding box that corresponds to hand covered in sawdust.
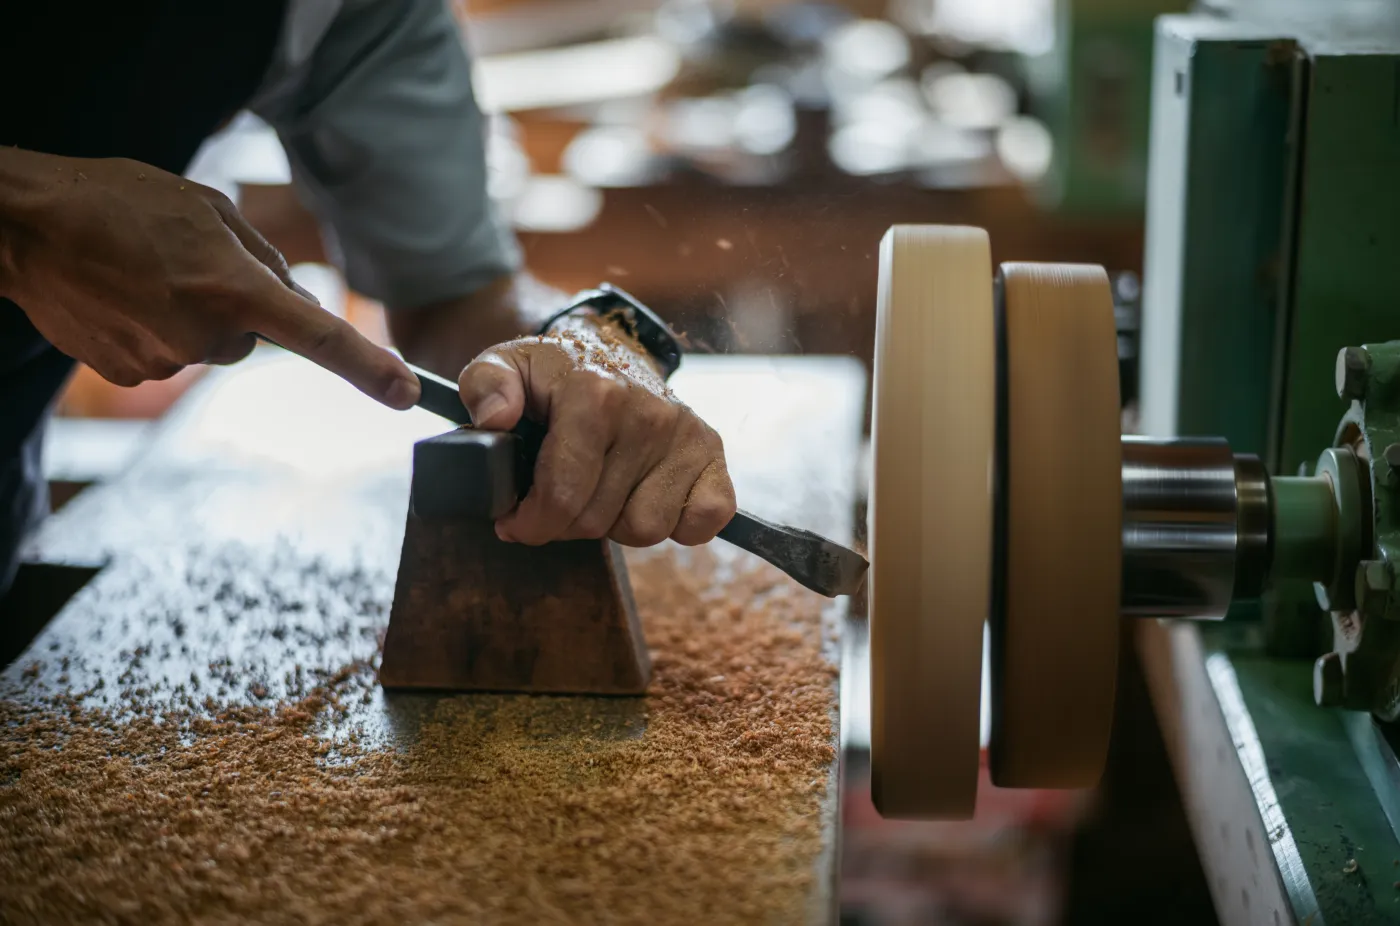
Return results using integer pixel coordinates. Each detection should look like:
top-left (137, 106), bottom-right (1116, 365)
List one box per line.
top-left (0, 148), bottom-right (419, 408)
top-left (457, 316), bottom-right (737, 547)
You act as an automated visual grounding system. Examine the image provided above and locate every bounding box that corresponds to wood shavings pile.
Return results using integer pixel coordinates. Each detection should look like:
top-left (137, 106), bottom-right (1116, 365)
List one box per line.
top-left (0, 549), bottom-right (836, 925)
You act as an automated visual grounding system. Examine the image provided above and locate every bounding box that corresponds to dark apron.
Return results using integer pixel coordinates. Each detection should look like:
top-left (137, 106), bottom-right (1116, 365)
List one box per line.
top-left (0, 1), bottom-right (288, 596)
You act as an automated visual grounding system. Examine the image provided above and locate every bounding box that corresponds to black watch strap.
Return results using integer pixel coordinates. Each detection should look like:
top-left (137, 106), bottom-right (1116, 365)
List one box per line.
top-left (536, 284), bottom-right (683, 380)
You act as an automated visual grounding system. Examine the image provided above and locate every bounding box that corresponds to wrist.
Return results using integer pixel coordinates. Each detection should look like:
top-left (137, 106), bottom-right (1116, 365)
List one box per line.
top-left (536, 284), bottom-right (682, 382)
top-left (546, 310), bottom-right (667, 381)
top-left (387, 273), bottom-right (566, 378)
top-left (0, 147), bottom-right (52, 301)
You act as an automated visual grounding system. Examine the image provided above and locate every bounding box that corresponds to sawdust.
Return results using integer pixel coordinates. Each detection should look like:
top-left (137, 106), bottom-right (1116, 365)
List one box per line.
top-left (537, 310), bottom-right (673, 399)
top-left (0, 549), bottom-right (836, 925)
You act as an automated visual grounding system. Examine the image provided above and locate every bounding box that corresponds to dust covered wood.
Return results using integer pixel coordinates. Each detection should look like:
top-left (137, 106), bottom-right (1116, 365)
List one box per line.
top-left (1, 548), bottom-right (834, 924)
top-left (0, 353), bottom-right (865, 924)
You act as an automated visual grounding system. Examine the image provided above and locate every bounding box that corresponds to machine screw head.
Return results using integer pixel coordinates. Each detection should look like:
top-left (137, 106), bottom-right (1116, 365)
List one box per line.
top-left (1356, 559), bottom-right (1395, 618)
top-left (1336, 346), bottom-right (1372, 401)
top-left (1383, 443), bottom-right (1400, 484)
top-left (1314, 652), bottom-right (1346, 708)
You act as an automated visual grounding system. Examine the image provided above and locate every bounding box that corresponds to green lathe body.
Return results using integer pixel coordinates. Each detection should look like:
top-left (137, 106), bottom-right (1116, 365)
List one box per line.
top-left (1135, 3), bottom-right (1400, 923)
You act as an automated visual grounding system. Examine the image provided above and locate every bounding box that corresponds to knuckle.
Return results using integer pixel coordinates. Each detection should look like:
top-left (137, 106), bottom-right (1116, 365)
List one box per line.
top-left (302, 322), bottom-right (341, 357)
top-left (621, 510), bottom-right (670, 547)
top-left (201, 185), bottom-right (235, 210)
top-left (141, 336), bottom-right (198, 368)
top-left (459, 356), bottom-right (511, 394)
top-left (261, 242), bottom-right (291, 275)
top-left (147, 362), bottom-right (184, 382)
top-left (677, 415), bottom-right (717, 449)
top-left (101, 364), bottom-right (144, 388)
top-left (634, 398), bottom-right (677, 434)
top-left (688, 494), bottom-right (736, 530)
top-left (168, 339), bottom-right (205, 367)
top-left (456, 360), bottom-right (487, 393)
top-left (541, 479), bottom-right (585, 520)
top-left (570, 512), bottom-right (612, 540)
top-left (499, 510), bottom-right (543, 545)
top-left (209, 333), bottom-right (257, 365)
top-left (182, 274), bottom-right (252, 316)
top-left (488, 338), bottom-right (532, 360)
top-left (572, 371), bottom-right (620, 408)
top-left (702, 424), bottom-right (726, 456)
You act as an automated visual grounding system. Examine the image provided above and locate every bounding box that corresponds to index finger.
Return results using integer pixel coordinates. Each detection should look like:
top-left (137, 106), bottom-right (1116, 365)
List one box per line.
top-left (251, 284), bottom-right (420, 410)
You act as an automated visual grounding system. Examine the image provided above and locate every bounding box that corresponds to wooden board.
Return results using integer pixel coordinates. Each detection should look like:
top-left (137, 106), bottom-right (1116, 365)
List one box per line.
top-left (1, 349), bottom-right (865, 925)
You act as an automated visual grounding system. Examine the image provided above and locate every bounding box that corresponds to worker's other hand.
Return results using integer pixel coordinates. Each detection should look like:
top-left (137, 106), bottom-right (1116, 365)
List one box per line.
top-left (458, 320), bottom-right (737, 547)
top-left (0, 150), bottom-right (419, 409)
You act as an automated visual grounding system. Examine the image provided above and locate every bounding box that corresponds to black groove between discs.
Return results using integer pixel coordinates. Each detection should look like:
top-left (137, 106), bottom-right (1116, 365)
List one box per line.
top-left (987, 269), bottom-right (1009, 780)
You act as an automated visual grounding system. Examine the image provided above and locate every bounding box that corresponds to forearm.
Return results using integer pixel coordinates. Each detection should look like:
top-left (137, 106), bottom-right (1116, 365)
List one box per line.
top-left (386, 273), bottom-right (565, 378)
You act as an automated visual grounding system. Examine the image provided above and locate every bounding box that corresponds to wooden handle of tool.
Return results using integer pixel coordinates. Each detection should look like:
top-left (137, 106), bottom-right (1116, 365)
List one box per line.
top-left (407, 362), bottom-right (548, 520)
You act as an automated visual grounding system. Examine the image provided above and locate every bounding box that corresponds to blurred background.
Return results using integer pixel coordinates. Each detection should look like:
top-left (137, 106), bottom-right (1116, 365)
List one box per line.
top-left (46, 1), bottom-right (1213, 923)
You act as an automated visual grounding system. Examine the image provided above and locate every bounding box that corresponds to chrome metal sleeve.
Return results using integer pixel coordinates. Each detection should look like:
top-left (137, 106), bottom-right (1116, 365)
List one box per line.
top-left (1121, 437), bottom-right (1251, 619)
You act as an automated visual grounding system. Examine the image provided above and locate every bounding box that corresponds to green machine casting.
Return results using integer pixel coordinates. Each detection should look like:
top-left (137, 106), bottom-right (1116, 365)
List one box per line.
top-left (1128, 0), bottom-right (1400, 921)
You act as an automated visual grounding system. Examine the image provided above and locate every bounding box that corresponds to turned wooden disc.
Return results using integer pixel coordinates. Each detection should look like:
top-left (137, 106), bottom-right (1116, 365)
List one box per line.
top-left (989, 262), bottom-right (1121, 789)
top-left (868, 225), bottom-right (995, 820)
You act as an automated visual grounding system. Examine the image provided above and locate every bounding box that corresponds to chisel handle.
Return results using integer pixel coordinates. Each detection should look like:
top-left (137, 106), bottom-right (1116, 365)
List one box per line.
top-left (406, 362), bottom-right (546, 520)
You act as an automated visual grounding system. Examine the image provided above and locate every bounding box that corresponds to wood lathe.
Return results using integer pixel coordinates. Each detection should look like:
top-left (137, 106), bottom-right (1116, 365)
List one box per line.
top-left (6, 211), bottom-right (1400, 922)
top-left (862, 226), bottom-right (1394, 833)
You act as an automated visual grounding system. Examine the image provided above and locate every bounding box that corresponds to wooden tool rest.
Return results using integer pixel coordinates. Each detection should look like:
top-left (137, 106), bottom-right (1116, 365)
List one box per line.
top-left (379, 426), bottom-right (651, 694)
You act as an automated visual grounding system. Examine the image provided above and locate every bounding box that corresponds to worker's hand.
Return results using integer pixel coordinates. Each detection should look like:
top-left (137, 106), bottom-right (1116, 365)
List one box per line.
top-left (0, 149), bottom-right (419, 408)
top-left (458, 318), bottom-right (737, 547)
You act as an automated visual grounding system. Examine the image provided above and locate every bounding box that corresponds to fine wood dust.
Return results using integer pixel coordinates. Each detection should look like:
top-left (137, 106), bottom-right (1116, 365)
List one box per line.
top-left (0, 549), bottom-right (836, 925)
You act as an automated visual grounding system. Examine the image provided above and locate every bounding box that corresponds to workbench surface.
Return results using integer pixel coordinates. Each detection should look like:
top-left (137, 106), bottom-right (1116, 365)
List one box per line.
top-left (1, 348), bottom-right (865, 925)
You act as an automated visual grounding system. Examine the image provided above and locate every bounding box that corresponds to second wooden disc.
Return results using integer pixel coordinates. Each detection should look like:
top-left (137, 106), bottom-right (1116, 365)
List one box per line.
top-left (989, 263), bottom-right (1122, 789)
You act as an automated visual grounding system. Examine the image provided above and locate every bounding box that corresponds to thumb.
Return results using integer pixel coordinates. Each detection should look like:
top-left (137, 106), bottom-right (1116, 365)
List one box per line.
top-left (458, 350), bottom-right (528, 430)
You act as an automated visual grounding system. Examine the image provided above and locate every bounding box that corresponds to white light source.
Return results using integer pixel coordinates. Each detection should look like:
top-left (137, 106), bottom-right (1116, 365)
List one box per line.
top-left (912, 121), bottom-right (992, 167)
top-left (485, 116), bottom-right (531, 203)
top-left (665, 96), bottom-right (739, 152)
top-left (996, 115), bottom-right (1053, 182)
top-left (828, 122), bottom-right (912, 176)
top-left (732, 85), bottom-right (797, 156)
top-left (510, 175), bottom-right (603, 233)
top-left (562, 125), bottom-right (659, 187)
top-left (924, 70), bottom-right (1018, 130)
top-left (822, 19), bottom-right (911, 84)
top-left (184, 112), bottom-right (291, 201)
top-left (895, 0), bottom-right (1055, 57)
top-left (832, 78), bottom-right (925, 131)
top-left (474, 36), bottom-right (682, 113)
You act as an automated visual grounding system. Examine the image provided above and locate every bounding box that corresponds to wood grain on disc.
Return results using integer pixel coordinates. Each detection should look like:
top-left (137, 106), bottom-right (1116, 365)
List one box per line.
top-left (990, 263), bottom-right (1121, 789)
top-left (869, 226), bottom-right (994, 819)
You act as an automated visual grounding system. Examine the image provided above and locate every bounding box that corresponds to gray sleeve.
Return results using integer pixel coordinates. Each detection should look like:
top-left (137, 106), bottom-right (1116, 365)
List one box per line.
top-left (254, 0), bottom-right (521, 310)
